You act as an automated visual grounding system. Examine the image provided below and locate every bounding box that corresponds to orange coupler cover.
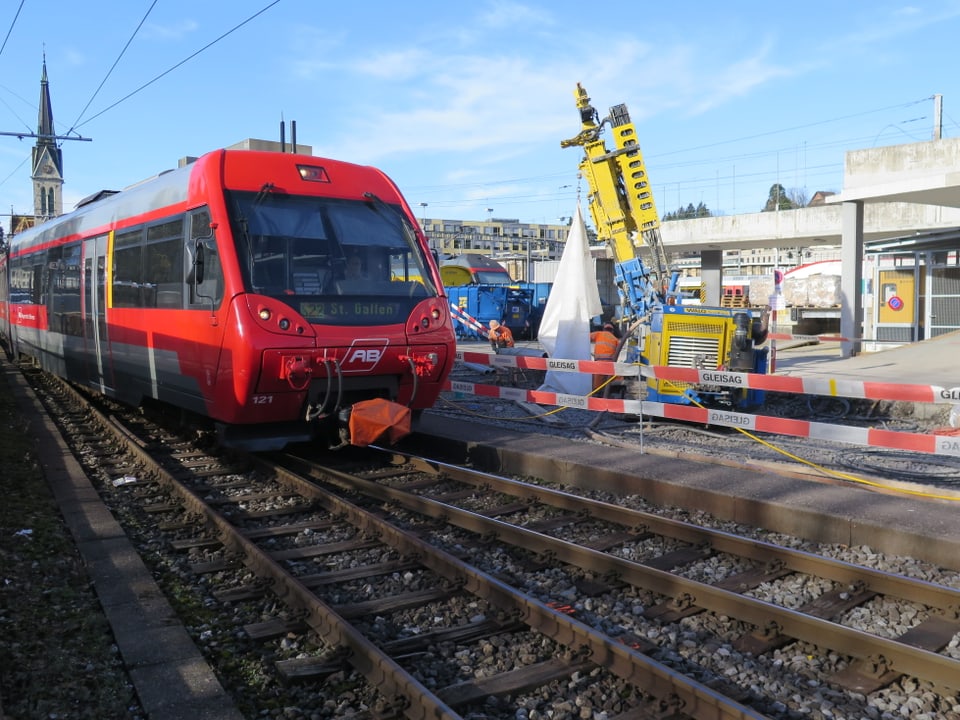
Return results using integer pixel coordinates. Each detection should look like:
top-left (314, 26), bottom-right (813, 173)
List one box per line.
top-left (348, 399), bottom-right (412, 447)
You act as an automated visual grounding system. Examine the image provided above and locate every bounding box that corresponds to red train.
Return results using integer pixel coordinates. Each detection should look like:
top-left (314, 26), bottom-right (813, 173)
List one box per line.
top-left (0, 149), bottom-right (456, 450)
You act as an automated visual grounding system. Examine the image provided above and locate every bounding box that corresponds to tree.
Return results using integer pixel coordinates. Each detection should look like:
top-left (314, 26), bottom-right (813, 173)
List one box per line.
top-left (762, 183), bottom-right (796, 212)
top-left (662, 201), bottom-right (712, 221)
top-left (787, 187), bottom-right (809, 208)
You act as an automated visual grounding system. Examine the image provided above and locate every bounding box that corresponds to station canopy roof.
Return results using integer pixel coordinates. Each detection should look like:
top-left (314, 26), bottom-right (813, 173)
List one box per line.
top-left (865, 226), bottom-right (960, 254)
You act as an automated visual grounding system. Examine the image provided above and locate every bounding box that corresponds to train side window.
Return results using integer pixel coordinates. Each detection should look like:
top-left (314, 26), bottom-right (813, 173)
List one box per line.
top-left (145, 218), bottom-right (184, 308)
top-left (45, 246), bottom-right (61, 316)
top-left (9, 257), bottom-right (26, 304)
top-left (31, 259), bottom-right (44, 304)
top-left (187, 208), bottom-right (223, 308)
top-left (53, 243), bottom-right (82, 336)
top-left (113, 228), bottom-right (144, 308)
top-left (10, 255), bottom-right (44, 305)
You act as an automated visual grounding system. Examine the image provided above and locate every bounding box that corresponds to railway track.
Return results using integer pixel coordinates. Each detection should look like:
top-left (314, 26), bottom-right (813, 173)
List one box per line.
top-left (25, 368), bottom-right (960, 718)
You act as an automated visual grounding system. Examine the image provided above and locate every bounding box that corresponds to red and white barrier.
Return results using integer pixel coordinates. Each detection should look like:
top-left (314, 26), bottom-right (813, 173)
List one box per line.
top-left (448, 351), bottom-right (960, 456)
top-left (455, 350), bottom-right (960, 405)
top-left (643, 399), bottom-right (960, 458)
top-left (443, 377), bottom-right (960, 458)
top-left (767, 332), bottom-right (852, 343)
top-left (450, 305), bottom-right (487, 336)
top-left (641, 365), bottom-right (960, 405)
top-left (455, 350), bottom-right (639, 377)
top-left (447, 379), bottom-right (640, 414)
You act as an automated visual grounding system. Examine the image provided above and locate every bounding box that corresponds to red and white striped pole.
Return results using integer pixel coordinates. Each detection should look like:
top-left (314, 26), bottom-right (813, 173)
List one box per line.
top-left (768, 268), bottom-right (785, 373)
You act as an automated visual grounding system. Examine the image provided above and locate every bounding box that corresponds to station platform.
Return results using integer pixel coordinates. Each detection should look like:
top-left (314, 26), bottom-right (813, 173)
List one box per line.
top-left (772, 331), bottom-right (958, 390)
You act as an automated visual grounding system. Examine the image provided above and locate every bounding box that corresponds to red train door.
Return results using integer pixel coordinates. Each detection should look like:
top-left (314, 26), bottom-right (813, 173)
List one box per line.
top-left (83, 234), bottom-right (114, 393)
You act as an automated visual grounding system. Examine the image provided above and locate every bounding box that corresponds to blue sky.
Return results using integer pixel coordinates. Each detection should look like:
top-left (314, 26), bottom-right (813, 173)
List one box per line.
top-left (1, 0), bottom-right (960, 229)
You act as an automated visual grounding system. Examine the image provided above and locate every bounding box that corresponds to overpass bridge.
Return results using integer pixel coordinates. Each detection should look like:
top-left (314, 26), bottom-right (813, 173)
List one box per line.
top-left (658, 136), bottom-right (960, 355)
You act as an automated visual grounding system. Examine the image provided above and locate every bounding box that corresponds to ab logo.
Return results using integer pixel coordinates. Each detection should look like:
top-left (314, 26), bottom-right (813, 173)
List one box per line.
top-left (341, 340), bottom-right (389, 372)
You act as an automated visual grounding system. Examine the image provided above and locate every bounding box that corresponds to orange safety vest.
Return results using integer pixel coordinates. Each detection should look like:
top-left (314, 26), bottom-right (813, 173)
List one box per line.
top-left (590, 330), bottom-right (618, 360)
top-left (492, 325), bottom-right (515, 348)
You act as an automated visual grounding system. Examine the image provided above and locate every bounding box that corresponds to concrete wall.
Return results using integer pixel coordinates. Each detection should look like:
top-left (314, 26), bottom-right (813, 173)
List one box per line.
top-left (660, 202), bottom-right (960, 253)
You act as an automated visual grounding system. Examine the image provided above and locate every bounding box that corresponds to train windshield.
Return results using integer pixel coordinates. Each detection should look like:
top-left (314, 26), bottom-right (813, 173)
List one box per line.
top-left (228, 191), bottom-right (438, 324)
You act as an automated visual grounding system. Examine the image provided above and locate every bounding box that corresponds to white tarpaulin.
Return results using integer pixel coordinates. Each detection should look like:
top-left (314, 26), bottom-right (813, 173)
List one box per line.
top-left (537, 205), bottom-right (602, 395)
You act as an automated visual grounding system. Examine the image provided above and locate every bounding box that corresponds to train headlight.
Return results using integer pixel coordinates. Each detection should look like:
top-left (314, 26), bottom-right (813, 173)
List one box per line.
top-left (297, 164), bottom-right (329, 182)
top-left (430, 308), bottom-right (441, 320)
top-left (420, 316), bottom-right (431, 329)
top-left (258, 307), bottom-right (272, 321)
top-left (279, 318), bottom-right (290, 331)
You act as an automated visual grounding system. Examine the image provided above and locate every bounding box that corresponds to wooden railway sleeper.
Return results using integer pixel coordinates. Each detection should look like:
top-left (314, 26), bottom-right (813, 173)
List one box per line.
top-left (829, 652), bottom-right (899, 695)
top-left (565, 643), bottom-right (593, 662)
top-left (939, 604), bottom-right (960, 621)
top-left (494, 607), bottom-right (525, 625)
top-left (441, 576), bottom-right (467, 592)
top-left (400, 550), bottom-right (422, 564)
top-left (534, 548), bottom-right (558, 564)
top-left (372, 693), bottom-right (410, 719)
top-left (479, 530), bottom-right (500, 545)
top-left (759, 620), bottom-right (783, 640)
top-left (859, 654), bottom-right (891, 678)
top-left (653, 694), bottom-right (686, 719)
top-left (604, 568), bottom-right (623, 586)
top-left (670, 592), bottom-right (696, 611)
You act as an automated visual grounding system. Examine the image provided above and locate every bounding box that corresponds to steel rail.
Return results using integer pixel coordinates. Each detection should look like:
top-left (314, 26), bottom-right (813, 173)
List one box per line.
top-left (49, 390), bottom-right (462, 720)
top-left (262, 453), bottom-right (771, 720)
top-left (397, 451), bottom-right (960, 612)
top-left (286, 450), bottom-right (960, 697)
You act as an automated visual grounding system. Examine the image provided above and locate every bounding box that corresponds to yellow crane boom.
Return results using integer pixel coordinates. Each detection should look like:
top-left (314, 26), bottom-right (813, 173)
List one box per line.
top-left (560, 83), bottom-right (670, 284)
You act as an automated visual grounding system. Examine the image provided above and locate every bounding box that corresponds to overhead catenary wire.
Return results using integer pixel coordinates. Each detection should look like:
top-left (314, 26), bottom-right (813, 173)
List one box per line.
top-left (413, 95), bottom-right (947, 218)
top-left (65, 0), bottom-right (159, 137)
top-left (0, 0), bottom-right (24, 60)
top-left (72, 0), bottom-right (282, 131)
top-left (0, 1), bottom-right (283, 197)
top-left (0, 1), bottom-right (30, 137)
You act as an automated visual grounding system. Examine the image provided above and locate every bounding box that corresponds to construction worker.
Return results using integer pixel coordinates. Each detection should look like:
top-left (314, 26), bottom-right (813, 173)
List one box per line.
top-left (589, 322), bottom-right (620, 392)
top-left (487, 319), bottom-right (515, 351)
top-left (590, 323), bottom-right (619, 361)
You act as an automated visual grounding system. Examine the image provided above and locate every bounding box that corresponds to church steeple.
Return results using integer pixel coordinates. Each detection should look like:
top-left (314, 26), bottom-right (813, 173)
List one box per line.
top-left (31, 55), bottom-right (63, 219)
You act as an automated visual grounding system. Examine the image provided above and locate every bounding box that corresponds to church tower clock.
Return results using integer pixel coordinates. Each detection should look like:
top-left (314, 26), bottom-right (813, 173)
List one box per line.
top-left (30, 57), bottom-right (63, 219)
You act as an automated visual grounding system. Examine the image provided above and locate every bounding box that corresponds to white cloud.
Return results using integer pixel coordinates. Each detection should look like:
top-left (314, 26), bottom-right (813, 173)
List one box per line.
top-left (349, 49), bottom-right (433, 81)
top-left (477, 0), bottom-right (555, 30)
top-left (688, 40), bottom-right (797, 116)
top-left (142, 19), bottom-right (200, 41)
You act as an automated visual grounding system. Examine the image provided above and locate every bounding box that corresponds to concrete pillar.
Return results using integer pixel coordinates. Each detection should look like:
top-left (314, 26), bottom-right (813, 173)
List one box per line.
top-left (700, 249), bottom-right (723, 306)
top-left (840, 201), bottom-right (864, 357)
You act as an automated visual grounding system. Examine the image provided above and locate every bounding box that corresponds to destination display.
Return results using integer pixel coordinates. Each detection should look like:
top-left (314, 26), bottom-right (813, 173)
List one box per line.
top-left (299, 300), bottom-right (404, 323)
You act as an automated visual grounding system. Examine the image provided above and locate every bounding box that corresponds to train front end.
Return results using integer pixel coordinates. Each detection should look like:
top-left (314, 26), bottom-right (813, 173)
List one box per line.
top-left (210, 151), bottom-right (455, 450)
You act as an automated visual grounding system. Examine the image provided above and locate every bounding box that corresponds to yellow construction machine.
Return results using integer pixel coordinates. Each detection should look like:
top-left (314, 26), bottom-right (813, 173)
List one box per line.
top-left (562, 83), bottom-right (769, 407)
